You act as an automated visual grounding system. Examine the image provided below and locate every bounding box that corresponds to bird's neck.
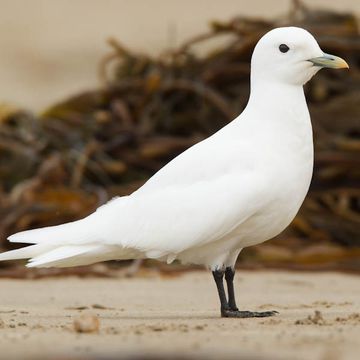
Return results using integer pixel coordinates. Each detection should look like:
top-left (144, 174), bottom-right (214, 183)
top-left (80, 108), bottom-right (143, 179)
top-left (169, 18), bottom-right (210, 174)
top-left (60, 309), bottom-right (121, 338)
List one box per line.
top-left (247, 80), bottom-right (306, 112)
top-left (227, 79), bottom-right (313, 153)
top-left (241, 80), bottom-right (311, 135)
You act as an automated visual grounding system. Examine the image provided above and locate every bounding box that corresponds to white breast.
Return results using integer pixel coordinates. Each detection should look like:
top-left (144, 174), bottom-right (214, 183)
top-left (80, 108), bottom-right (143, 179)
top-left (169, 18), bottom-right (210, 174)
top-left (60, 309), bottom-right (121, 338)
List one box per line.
top-left (221, 92), bottom-right (314, 250)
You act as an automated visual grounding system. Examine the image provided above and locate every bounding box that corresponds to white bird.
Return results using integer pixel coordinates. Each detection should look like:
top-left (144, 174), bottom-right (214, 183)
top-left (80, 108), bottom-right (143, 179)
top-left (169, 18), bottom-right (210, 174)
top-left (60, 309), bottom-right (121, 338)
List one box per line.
top-left (0, 27), bottom-right (348, 318)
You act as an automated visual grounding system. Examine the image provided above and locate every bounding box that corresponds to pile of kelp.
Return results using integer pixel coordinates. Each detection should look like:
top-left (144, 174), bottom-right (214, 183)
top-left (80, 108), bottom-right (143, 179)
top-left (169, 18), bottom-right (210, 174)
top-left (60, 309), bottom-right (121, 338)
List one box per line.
top-left (0, 1), bottom-right (359, 271)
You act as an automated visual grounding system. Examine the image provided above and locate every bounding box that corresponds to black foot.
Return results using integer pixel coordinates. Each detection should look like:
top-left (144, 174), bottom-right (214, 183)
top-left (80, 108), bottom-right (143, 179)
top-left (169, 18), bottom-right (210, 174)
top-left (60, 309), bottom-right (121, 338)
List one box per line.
top-left (221, 309), bottom-right (279, 318)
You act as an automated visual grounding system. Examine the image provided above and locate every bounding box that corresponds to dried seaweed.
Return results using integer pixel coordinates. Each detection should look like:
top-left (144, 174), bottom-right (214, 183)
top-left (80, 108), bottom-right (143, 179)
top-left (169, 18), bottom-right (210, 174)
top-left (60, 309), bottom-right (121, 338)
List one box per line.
top-left (0, 1), bottom-right (359, 270)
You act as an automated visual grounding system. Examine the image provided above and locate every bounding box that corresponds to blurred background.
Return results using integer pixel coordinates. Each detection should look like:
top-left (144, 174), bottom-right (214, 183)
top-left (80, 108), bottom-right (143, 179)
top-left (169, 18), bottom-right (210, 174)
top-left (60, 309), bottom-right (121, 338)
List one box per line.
top-left (1, 0), bottom-right (359, 109)
top-left (0, 0), bottom-right (359, 275)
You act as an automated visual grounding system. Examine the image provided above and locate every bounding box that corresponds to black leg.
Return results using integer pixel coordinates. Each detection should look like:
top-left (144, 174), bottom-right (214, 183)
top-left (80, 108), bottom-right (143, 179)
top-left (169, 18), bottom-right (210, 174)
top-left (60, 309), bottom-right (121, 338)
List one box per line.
top-left (225, 267), bottom-right (238, 311)
top-left (212, 268), bottom-right (278, 318)
top-left (212, 269), bottom-right (230, 315)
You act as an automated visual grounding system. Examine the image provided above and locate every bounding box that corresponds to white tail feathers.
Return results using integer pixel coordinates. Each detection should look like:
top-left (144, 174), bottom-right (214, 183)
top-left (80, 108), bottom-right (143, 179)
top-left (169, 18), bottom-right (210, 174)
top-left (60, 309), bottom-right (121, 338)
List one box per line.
top-left (0, 216), bottom-right (144, 268)
top-left (0, 243), bottom-right (53, 261)
top-left (26, 245), bottom-right (108, 268)
top-left (0, 217), bottom-right (110, 267)
top-left (0, 242), bottom-right (138, 268)
top-left (8, 218), bottom-right (94, 244)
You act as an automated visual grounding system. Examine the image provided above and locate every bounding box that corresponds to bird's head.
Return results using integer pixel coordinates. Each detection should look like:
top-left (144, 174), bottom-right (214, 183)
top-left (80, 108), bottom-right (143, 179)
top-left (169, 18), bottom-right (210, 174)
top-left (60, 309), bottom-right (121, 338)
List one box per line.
top-left (251, 27), bottom-right (348, 86)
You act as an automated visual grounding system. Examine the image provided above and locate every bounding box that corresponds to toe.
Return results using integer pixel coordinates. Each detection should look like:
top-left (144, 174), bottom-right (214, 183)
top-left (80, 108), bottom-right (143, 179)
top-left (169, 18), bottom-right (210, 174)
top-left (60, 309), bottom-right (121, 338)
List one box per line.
top-left (221, 309), bottom-right (279, 318)
top-left (253, 311), bottom-right (277, 317)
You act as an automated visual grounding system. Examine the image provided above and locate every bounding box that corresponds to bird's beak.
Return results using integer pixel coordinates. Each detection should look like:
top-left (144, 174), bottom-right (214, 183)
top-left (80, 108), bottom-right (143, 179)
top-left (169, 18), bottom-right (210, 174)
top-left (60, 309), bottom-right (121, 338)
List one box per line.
top-left (308, 53), bottom-right (349, 69)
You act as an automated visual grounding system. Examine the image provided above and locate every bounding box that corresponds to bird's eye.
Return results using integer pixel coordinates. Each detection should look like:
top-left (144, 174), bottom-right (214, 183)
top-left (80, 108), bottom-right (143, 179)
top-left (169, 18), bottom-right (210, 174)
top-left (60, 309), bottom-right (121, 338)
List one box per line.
top-left (279, 44), bottom-right (290, 53)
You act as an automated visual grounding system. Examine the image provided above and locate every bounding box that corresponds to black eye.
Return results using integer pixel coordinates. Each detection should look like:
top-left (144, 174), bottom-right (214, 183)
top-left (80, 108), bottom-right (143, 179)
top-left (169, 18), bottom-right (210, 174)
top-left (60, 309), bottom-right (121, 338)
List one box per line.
top-left (279, 44), bottom-right (289, 53)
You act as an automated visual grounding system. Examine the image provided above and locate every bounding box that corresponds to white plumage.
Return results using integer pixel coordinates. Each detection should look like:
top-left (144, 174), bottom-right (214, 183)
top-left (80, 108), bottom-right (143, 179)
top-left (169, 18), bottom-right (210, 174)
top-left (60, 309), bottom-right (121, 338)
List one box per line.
top-left (0, 27), bottom-right (348, 271)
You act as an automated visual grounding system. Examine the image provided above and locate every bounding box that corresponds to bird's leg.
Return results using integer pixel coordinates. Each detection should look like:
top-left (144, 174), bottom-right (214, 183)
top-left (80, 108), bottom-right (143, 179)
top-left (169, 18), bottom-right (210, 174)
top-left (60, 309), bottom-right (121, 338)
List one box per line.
top-left (212, 269), bottom-right (230, 315)
top-left (224, 267), bottom-right (238, 311)
top-left (213, 267), bottom-right (278, 318)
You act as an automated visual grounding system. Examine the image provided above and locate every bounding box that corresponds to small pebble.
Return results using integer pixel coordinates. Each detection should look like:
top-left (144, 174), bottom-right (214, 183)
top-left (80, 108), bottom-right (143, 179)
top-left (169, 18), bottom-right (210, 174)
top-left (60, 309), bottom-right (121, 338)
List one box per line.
top-left (73, 314), bottom-right (100, 333)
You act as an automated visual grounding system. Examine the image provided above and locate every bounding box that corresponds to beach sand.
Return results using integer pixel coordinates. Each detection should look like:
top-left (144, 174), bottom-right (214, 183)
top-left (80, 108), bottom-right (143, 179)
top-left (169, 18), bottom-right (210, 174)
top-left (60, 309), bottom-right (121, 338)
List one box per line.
top-left (0, 269), bottom-right (359, 360)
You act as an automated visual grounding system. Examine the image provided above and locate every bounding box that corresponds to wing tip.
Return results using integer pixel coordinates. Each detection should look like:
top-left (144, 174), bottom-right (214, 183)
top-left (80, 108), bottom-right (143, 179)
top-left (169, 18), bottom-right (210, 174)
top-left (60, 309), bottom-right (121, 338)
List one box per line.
top-left (7, 234), bottom-right (17, 242)
top-left (8, 232), bottom-right (29, 243)
top-left (8, 228), bottom-right (42, 244)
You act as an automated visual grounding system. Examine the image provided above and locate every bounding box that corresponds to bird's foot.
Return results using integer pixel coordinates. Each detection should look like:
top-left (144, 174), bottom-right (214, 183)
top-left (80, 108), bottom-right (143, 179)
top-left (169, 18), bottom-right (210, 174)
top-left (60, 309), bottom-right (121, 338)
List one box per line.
top-left (221, 308), bottom-right (278, 318)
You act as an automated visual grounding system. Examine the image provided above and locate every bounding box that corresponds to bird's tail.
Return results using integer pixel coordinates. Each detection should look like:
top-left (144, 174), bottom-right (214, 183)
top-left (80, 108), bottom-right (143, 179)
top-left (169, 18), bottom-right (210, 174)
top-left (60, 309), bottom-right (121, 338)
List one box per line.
top-left (0, 218), bottom-right (135, 268)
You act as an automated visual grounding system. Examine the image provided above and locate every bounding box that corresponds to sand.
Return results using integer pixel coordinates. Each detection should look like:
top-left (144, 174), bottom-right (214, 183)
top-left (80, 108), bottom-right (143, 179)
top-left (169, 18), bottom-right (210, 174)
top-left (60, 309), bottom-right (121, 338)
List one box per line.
top-left (0, 270), bottom-right (359, 360)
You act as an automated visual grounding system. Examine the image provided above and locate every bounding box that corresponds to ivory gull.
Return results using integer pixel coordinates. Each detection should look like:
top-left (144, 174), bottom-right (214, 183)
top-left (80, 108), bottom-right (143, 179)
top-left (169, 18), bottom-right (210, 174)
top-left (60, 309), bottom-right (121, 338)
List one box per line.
top-left (0, 27), bottom-right (348, 318)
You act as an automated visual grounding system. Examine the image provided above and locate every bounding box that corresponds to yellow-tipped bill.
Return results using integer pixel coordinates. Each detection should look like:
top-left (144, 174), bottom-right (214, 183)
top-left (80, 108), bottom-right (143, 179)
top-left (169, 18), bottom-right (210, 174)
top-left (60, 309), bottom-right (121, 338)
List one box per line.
top-left (308, 53), bottom-right (349, 69)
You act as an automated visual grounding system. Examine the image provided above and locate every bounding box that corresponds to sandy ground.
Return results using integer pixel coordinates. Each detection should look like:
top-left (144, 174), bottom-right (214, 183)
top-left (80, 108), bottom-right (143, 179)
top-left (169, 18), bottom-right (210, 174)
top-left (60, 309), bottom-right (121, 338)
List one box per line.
top-left (0, 270), bottom-right (359, 360)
